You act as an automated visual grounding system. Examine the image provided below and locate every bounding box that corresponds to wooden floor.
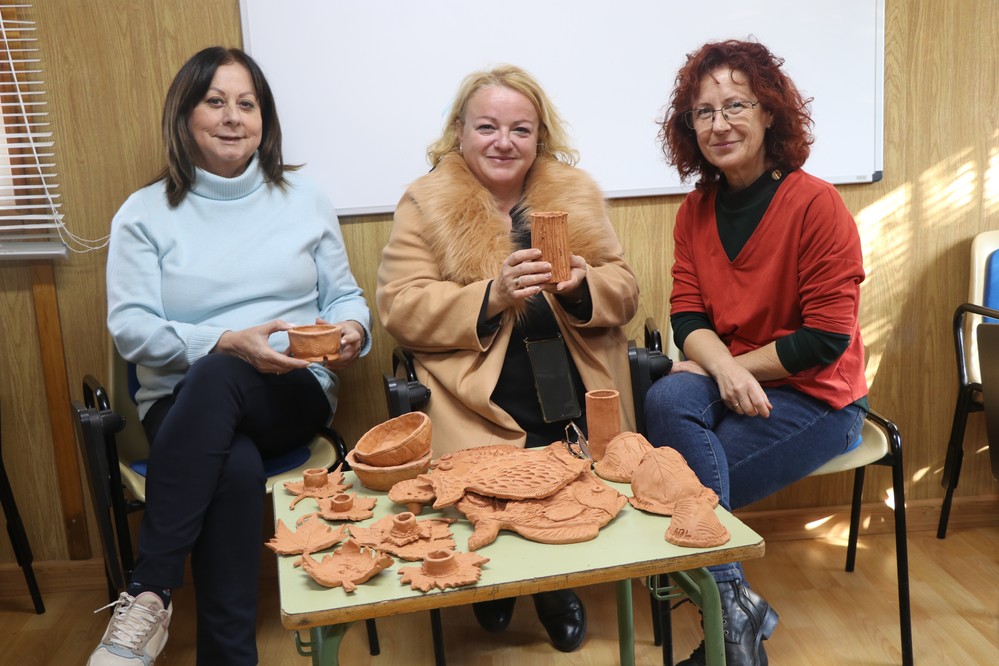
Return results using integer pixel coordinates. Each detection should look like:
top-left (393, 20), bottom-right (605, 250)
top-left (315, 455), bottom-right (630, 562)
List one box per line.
top-left (2, 526), bottom-right (997, 665)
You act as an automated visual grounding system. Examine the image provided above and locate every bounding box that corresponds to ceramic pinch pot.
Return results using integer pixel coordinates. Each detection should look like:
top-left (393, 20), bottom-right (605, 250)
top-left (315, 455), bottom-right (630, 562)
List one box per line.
top-left (353, 412), bottom-right (432, 466)
top-left (288, 323), bottom-right (342, 363)
top-left (346, 448), bottom-right (433, 492)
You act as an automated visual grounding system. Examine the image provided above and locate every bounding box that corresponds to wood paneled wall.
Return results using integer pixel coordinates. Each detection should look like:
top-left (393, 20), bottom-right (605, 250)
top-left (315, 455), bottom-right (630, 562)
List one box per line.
top-left (1, 0), bottom-right (997, 567)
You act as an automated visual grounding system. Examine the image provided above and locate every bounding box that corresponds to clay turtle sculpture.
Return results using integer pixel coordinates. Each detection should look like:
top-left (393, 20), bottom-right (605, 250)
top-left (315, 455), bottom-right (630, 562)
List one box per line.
top-left (308, 492), bottom-right (377, 522)
top-left (593, 431), bottom-right (655, 483)
top-left (455, 470), bottom-right (628, 550)
top-left (665, 496), bottom-right (731, 548)
top-left (628, 447), bottom-right (718, 516)
top-left (398, 549), bottom-right (491, 592)
top-left (266, 517), bottom-right (349, 557)
top-left (350, 511), bottom-right (457, 561)
top-left (283, 465), bottom-right (352, 509)
top-left (421, 442), bottom-right (591, 510)
top-left (298, 539), bottom-right (394, 592)
top-left (387, 476), bottom-right (437, 514)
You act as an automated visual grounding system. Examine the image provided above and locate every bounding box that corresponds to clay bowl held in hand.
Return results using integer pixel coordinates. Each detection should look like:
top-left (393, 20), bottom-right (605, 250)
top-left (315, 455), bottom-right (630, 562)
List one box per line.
top-left (353, 412), bottom-right (432, 466)
top-left (288, 324), bottom-right (342, 363)
top-left (346, 448), bottom-right (433, 492)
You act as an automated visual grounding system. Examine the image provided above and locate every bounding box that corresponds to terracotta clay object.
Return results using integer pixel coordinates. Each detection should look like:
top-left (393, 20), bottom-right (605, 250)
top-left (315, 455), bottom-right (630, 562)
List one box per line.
top-left (585, 389), bottom-right (621, 461)
top-left (665, 496), bottom-right (731, 548)
top-left (346, 448), bottom-right (433, 492)
top-left (298, 539), bottom-right (394, 592)
top-left (354, 412), bottom-right (432, 466)
top-left (288, 323), bottom-right (342, 363)
top-left (422, 442), bottom-right (591, 510)
top-left (628, 448), bottom-right (719, 516)
top-left (455, 470), bottom-right (628, 550)
top-left (350, 511), bottom-right (457, 561)
top-left (283, 465), bottom-right (352, 509)
top-left (309, 492), bottom-right (377, 522)
top-left (398, 549), bottom-right (491, 592)
top-left (530, 211), bottom-right (571, 283)
top-left (265, 517), bottom-right (349, 556)
top-left (594, 431), bottom-right (654, 483)
top-left (387, 477), bottom-right (437, 515)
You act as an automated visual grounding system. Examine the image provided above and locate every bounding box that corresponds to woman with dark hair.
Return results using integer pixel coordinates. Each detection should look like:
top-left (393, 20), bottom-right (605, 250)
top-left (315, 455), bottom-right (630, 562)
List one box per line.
top-left (645, 40), bottom-right (868, 666)
top-left (89, 47), bottom-right (370, 666)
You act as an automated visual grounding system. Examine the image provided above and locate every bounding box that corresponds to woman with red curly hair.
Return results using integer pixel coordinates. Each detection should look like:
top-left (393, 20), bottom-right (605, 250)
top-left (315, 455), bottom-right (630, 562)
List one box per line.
top-left (645, 40), bottom-right (868, 666)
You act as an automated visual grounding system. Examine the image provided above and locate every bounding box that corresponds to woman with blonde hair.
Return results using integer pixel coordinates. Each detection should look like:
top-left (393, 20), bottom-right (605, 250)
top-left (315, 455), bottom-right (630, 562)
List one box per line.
top-left (377, 64), bottom-right (639, 652)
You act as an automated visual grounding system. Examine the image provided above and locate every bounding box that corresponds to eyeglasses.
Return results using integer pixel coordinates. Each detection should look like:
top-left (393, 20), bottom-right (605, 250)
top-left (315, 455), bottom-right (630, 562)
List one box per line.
top-left (683, 100), bottom-right (760, 129)
top-left (563, 422), bottom-right (592, 461)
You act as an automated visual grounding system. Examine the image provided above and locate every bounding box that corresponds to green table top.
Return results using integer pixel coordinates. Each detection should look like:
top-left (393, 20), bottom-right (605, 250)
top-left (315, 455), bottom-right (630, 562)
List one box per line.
top-left (272, 470), bottom-right (764, 629)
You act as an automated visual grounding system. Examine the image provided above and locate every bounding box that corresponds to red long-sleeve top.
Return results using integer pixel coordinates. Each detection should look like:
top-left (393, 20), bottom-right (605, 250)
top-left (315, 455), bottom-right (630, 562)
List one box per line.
top-left (670, 170), bottom-right (868, 410)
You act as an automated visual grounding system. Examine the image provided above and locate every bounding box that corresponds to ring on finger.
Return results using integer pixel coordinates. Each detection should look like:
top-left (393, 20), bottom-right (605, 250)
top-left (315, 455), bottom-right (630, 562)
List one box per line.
top-left (514, 276), bottom-right (521, 288)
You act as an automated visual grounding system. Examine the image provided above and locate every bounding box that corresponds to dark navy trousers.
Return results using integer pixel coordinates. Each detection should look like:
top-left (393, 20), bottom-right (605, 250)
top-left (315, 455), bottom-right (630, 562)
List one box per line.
top-left (135, 354), bottom-right (330, 665)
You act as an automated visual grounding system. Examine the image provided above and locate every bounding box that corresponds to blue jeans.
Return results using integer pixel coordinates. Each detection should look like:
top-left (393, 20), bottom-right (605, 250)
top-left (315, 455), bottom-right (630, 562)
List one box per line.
top-left (644, 372), bottom-right (864, 584)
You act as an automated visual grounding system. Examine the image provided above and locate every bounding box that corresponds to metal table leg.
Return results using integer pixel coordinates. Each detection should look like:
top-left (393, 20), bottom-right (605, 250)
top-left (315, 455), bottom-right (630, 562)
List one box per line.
top-left (668, 568), bottom-right (725, 665)
top-left (616, 579), bottom-right (635, 666)
top-left (296, 624), bottom-right (350, 666)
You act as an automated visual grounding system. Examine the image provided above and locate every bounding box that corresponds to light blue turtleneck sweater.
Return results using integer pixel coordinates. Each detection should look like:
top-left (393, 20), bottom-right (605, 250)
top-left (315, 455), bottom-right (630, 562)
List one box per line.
top-left (106, 158), bottom-right (371, 419)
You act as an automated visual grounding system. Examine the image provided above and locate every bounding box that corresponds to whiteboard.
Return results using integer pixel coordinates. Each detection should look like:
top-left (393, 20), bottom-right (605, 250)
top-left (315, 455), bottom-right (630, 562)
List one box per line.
top-left (240, 0), bottom-right (884, 216)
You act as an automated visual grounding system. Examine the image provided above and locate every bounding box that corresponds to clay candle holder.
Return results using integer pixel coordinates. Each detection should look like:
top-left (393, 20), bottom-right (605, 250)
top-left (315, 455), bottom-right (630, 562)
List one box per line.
top-left (354, 412), bottom-right (432, 466)
top-left (288, 324), bottom-right (342, 363)
top-left (530, 211), bottom-right (571, 283)
top-left (585, 389), bottom-right (621, 461)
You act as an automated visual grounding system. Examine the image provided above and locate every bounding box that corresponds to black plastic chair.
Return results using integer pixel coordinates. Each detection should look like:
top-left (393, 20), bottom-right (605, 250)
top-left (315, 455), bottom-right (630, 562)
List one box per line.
top-left (938, 302), bottom-right (999, 538)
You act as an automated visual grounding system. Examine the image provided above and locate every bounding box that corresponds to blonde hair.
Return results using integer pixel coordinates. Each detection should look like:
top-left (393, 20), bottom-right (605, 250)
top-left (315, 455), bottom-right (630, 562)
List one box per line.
top-left (427, 64), bottom-right (578, 167)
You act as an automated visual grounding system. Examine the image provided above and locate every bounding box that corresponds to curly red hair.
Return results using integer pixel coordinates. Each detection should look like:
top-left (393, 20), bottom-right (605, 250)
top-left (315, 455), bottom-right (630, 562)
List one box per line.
top-left (659, 40), bottom-right (813, 189)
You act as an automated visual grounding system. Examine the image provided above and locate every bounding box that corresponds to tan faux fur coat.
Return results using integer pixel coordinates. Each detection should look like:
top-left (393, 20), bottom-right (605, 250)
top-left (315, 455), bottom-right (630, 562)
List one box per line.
top-left (377, 152), bottom-right (639, 454)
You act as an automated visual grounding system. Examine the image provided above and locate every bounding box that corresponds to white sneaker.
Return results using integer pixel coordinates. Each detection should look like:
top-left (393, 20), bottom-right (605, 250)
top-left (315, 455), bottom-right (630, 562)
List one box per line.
top-left (87, 591), bottom-right (172, 665)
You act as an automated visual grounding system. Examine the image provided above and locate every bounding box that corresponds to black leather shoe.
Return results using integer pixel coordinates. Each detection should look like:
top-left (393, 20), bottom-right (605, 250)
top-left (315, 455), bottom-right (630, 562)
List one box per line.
top-left (677, 581), bottom-right (778, 666)
top-left (472, 597), bottom-right (517, 633)
top-left (532, 590), bottom-right (587, 652)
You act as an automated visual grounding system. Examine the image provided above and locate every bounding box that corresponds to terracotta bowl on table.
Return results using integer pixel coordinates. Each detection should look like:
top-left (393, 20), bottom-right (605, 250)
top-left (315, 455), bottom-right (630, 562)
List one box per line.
top-left (346, 448), bottom-right (433, 492)
top-left (353, 411), bottom-right (432, 466)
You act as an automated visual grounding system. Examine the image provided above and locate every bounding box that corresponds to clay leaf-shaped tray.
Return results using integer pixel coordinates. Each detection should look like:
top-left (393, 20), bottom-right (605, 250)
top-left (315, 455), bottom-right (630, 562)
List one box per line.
top-left (350, 513), bottom-right (457, 561)
top-left (283, 464), bottom-right (353, 509)
top-left (423, 443), bottom-right (590, 509)
top-left (455, 470), bottom-right (628, 550)
top-left (298, 539), bottom-right (394, 592)
top-left (265, 517), bottom-right (348, 556)
top-left (398, 550), bottom-right (491, 592)
top-left (311, 493), bottom-right (377, 522)
top-left (628, 447), bottom-right (719, 516)
top-left (665, 496), bottom-right (731, 548)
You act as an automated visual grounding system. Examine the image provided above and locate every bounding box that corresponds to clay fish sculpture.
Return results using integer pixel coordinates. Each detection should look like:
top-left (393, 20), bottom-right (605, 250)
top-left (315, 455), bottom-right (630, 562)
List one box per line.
top-left (455, 470), bottom-right (628, 550)
top-left (421, 443), bottom-right (590, 510)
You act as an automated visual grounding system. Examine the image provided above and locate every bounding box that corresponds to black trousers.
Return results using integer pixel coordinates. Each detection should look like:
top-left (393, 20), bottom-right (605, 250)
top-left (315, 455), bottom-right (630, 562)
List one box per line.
top-left (135, 353), bottom-right (330, 665)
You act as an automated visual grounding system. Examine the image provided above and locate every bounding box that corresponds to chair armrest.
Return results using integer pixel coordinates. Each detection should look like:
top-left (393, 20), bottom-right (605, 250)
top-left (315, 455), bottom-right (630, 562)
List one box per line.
top-left (384, 347), bottom-right (431, 418)
top-left (83, 374), bottom-right (111, 411)
top-left (316, 426), bottom-right (348, 466)
top-left (629, 317), bottom-right (673, 434)
top-left (953, 303), bottom-right (999, 388)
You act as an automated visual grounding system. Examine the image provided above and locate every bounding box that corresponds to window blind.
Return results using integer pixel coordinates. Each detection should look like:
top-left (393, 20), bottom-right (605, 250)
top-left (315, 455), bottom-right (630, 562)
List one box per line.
top-left (0, 2), bottom-right (98, 261)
